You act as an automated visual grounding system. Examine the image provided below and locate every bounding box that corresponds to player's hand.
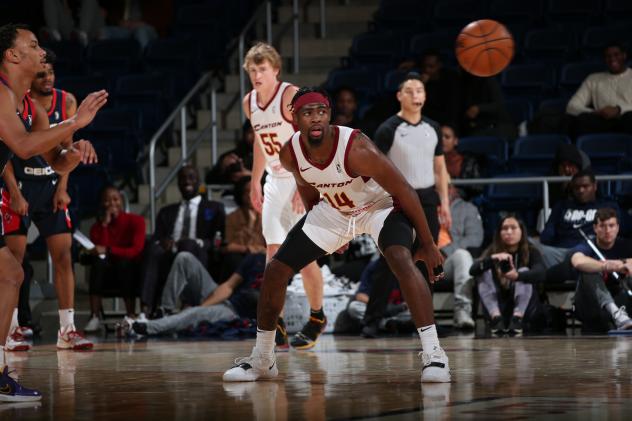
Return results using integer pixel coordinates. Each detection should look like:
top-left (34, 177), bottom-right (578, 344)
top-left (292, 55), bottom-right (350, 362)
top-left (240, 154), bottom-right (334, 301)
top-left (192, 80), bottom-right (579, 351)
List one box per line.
top-left (74, 90), bottom-right (108, 129)
top-left (413, 242), bottom-right (445, 283)
top-left (72, 140), bottom-right (98, 165)
top-left (160, 238), bottom-right (175, 252)
top-left (334, 242), bottom-right (350, 254)
top-left (465, 105), bottom-right (480, 119)
top-left (438, 202), bottom-right (452, 230)
top-left (598, 106), bottom-right (620, 120)
top-left (291, 189), bottom-right (305, 214)
top-left (250, 181), bottom-right (263, 214)
top-left (52, 188), bottom-right (71, 212)
top-left (9, 192), bottom-right (29, 216)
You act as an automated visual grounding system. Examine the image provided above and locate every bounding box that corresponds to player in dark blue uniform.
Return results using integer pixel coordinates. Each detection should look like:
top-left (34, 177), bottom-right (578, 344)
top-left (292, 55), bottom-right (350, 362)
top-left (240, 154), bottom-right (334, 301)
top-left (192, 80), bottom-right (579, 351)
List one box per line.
top-left (0, 23), bottom-right (107, 402)
top-left (1, 48), bottom-right (93, 351)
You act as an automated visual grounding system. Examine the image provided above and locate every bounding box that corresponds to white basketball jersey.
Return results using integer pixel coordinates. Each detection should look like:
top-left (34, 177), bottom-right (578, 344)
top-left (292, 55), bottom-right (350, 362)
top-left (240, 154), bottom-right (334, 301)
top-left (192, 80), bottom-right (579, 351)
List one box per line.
top-left (290, 125), bottom-right (390, 215)
top-left (249, 82), bottom-right (295, 177)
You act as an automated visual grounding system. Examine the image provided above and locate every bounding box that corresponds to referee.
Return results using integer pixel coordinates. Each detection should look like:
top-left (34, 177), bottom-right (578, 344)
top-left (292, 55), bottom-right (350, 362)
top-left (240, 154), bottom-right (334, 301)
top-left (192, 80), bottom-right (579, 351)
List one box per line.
top-left (362, 72), bottom-right (451, 337)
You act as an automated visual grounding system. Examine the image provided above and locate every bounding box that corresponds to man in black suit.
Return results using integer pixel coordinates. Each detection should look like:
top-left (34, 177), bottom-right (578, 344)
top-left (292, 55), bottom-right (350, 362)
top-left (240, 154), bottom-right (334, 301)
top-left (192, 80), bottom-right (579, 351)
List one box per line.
top-left (141, 164), bottom-right (225, 317)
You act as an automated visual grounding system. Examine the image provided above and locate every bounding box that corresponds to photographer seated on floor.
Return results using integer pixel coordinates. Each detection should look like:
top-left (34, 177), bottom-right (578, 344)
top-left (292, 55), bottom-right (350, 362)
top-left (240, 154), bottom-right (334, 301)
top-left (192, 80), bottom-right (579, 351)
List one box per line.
top-left (470, 214), bottom-right (545, 336)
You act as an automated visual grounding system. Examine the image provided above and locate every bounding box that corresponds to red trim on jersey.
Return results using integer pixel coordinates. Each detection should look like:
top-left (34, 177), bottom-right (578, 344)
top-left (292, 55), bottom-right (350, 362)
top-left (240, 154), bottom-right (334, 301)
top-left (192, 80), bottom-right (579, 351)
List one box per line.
top-left (245, 91), bottom-right (252, 118)
top-left (22, 95), bottom-right (36, 122)
top-left (257, 81), bottom-right (282, 112)
top-left (299, 126), bottom-right (339, 170)
top-left (48, 88), bottom-right (58, 117)
top-left (343, 129), bottom-right (362, 178)
top-left (61, 90), bottom-right (68, 120)
top-left (280, 84), bottom-right (295, 125)
top-left (287, 138), bottom-right (300, 172)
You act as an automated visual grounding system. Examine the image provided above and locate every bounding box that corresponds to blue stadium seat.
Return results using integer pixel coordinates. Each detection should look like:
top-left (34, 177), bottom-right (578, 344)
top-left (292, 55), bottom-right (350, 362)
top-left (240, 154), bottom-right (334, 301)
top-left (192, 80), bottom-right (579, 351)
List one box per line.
top-left (458, 136), bottom-right (508, 175)
top-left (85, 39), bottom-right (141, 75)
top-left (56, 75), bottom-right (109, 102)
top-left (325, 67), bottom-right (381, 101)
top-left (350, 32), bottom-right (403, 65)
top-left (581, 26), bottom-right (629, 58)
top-left (604, 0), bottom-right (632, 23)
top-left (538, 97), bottom-right (569, 112)
top-left (504, 98), bottom-right (533, 125)
top-left (481, 174), bottom-right (543, 239)
top-left (559, 61), bottom-right (605, 94)
top-left (577, 133), bottom-right (632, 174)
top-left (68, 166), bottom-right (111, 217)
top-left (547, 0), bottom-right (603, 24)
top-left (374, 0), bottom-right (428, 30)
top-left (432, 0), bottom-right (487, 28)
top-left (408, 28), bottom-right (460, 57)
top-left (523, 28), bottom-right (577, 63)
top-left (510, 134), bottom-right (571, 174)
top-left (501, 64), bottom-right (556, 99)
top-left (488, 0), bottom-right (543, 24)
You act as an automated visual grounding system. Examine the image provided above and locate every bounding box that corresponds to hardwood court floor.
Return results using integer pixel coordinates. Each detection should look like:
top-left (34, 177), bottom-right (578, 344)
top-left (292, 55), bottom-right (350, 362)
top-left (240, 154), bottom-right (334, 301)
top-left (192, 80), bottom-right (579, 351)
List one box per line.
top-left (2, 334), bottom-right (631, 420)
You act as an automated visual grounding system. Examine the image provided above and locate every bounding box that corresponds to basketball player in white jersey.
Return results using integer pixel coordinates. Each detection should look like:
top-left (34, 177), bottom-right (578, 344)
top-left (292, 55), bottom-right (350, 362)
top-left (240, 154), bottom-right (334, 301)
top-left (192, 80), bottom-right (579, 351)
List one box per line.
top-left (242, 43), bottom-right (325, 349)
top-left (224, 87), bottom-right (450, 383)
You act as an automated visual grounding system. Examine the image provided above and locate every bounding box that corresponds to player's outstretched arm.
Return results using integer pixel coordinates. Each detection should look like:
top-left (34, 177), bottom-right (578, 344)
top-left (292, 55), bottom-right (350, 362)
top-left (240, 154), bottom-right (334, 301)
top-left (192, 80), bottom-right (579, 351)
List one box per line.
top-left (346, 132), bottom-right (444, 271)
top-left (0, 89), bottom-right (107, 159)
top-left (279, 142), bottom-right (320, 211)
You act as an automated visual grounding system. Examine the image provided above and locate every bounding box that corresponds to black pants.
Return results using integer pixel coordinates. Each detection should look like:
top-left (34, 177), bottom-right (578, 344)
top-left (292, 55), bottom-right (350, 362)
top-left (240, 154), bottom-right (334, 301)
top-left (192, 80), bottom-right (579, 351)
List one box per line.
top-left (574, 273), bottom-right (632, 332)
top-left (362, 191), bottom-right (440, 326)
top-left (140, 239), bottom-right (208, 310)
top-left (17, 260), bottom-right (33, 326)
top-left (572, 111), bottom-right (632, 137)
top-left (89, 255), bottom-right (139, 299)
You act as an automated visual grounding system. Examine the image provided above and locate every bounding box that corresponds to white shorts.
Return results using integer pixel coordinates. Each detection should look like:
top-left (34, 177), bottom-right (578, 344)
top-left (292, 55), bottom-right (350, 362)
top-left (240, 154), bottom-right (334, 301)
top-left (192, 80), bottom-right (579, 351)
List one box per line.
top-left (302, 197), bottom-right (399, 254)
top-left (262, 175), bottom-right (304, 245)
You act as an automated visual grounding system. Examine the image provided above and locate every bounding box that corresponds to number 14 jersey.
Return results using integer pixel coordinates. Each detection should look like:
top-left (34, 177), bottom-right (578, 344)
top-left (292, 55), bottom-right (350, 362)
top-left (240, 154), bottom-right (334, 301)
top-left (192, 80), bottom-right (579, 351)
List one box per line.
top-left (289, 125), bottom-right (391, 216)
top-left (249, 81), bottom-right (295, 178)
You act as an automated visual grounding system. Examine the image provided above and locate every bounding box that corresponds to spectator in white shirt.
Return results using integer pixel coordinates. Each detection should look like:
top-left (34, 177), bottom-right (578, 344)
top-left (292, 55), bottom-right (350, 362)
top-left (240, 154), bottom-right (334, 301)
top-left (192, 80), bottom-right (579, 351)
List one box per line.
top-left (566, 43), bottom-right (632, 136)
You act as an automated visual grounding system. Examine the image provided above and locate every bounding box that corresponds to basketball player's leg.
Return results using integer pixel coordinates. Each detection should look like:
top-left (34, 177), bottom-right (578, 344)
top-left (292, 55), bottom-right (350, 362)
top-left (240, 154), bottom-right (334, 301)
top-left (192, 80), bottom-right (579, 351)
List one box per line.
top-left (0, 242), bottom-right (41, 401)
top-left (374, 211), bottom-right (450, 383)
top-left (3, 230), bottom-right (30, 351)
top-left (39, 210), bottom-right (93, 350)
top-left (224, 216), bottom-right (329, 382)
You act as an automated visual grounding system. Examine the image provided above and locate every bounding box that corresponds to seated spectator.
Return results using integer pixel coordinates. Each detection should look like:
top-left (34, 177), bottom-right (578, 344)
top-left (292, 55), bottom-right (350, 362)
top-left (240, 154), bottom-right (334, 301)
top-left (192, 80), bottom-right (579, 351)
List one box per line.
top-left (130, 252), bottom-right (265, 336)
top-left (41, 0), bottom-right (104, 45)
top-left (206, 120), bottom-right (254, 185)
top-left (332, 86), bottom-right (360, 128)
top-left (538, 168), bottom-right (621, 269)
top-left (348, 259), bottom-right (411, 336)
top-left (84, 186), bottom-right (146, 331)
top-left (470, 215), bottom-right (545, 336)
top-left (219, 176), bottom-right (266, 281)
top-left (459, 70), bottom-right (517, 140)
top-left (570, 208), bottom-right (632, 332)
top-left (441, 124), bottom-right (483, 198)
top-left (419, 49), bottom-right (459, 128)
top-left (99, 0), bottom-right (158, 48)
top-left (141, 164), bottom-right (225, 317)
top-left (548, 143), bottom-right (591, 206)
top-left (566, 43), bottom-right (632, 137)
top-left (439, 185), bottom-right (484, 329)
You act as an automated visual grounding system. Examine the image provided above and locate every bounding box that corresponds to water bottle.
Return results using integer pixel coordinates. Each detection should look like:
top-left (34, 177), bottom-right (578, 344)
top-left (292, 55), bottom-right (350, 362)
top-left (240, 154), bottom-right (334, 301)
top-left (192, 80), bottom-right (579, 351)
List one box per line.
top-left (214, 231), bottom-right (222, 250)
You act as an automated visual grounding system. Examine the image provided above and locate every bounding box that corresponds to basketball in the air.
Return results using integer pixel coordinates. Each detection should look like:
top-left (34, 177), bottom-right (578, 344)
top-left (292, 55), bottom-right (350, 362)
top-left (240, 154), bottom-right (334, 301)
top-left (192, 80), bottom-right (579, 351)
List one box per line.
top-left (455, 19), bottom-right (514, 77)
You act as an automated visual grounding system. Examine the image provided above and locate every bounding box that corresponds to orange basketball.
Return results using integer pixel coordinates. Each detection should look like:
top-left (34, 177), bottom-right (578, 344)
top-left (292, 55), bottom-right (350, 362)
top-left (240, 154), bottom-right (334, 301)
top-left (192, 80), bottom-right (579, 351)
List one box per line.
top-left (455, 19), bottom-right (514, 77)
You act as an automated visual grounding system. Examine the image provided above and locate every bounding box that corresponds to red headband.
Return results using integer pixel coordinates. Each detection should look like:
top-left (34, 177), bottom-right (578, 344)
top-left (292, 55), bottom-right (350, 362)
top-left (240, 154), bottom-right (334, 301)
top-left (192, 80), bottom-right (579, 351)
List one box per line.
top-left (293, 92), bottom-right (330, 112)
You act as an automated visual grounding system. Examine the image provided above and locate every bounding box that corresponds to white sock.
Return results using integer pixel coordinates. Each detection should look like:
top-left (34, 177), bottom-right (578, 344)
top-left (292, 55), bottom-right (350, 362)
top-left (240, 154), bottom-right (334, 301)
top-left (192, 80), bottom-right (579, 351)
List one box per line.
top-left (418, 324), bottom-right (440, 353)
top-left (254, 328), bottom-right (276, 359)
top-left (59, 309), bottom-right (75, 332)
top-left (605, 302), bottom-right (619, 316)
top-left (0, 345), bottom-right (5, 368)
top-left (10, 308), bottom-right (18, 334)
